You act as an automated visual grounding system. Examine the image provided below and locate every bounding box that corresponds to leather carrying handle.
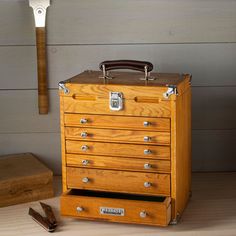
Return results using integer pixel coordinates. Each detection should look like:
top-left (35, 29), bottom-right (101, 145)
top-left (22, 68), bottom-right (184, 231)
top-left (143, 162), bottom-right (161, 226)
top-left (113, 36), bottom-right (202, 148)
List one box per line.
top-left (36, 27), bottom-right (49, 114)
top-left (99, 60), bottom-right (153, 73)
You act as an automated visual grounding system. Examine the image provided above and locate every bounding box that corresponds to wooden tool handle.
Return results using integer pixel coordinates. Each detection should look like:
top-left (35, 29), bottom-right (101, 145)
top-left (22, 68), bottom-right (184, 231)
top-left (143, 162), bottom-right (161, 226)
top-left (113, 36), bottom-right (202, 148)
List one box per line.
top-left (36, 27), bottom-right (48, 114)
top-left (40, 202), bottom-right (57, 227)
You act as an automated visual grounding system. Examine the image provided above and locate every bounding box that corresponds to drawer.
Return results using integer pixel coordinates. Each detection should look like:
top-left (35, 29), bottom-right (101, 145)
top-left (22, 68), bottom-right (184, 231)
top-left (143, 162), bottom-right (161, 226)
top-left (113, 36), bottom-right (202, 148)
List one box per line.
top-left (66, 140), bottom-right (170, 160)
top-left (64, 114), bottom-right (170, 132)
top-left (66, 154), bottom-right (171, 173)
top-left (62, 87), bottom-right (171, 117)
top-left (61, 189), bottom-right (171, 226)
top-left (66, 167), bottom-right (170, 196)
top-left (65, 127), bottom-right (170, 145)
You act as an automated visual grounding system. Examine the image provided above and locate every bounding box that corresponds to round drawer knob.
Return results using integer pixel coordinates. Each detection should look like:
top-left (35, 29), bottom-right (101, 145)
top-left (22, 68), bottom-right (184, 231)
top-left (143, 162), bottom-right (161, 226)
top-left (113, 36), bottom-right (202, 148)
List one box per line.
top-left (140, 211), bottom-right (147, 218)
top-left (82, 160), bottom-right (89, 166)
top-left (144, 182), bottom-right (152, 188)
top-left (143, 121), bottom-right (150, 127)
top-left (144, 163), bottom-right (152, 169)
top-left (81, 132), bottom-right (88, 138)
top-left (81, 145), bottom-right (89, 151)
top-left (82, 177), bottom-right (89, 183)
top-left (144, 149), bottom-right (152, 155)
top-left (80, 118), bottom-right (88, 124)
top-left (144, 136), bottom-right (151, 142)
top-left (76, 206), bottom-right (84, 213)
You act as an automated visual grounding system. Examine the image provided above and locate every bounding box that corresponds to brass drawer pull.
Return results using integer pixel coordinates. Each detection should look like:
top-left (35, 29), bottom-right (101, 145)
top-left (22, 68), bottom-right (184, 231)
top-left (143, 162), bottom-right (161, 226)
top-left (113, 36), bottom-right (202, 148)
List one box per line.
top-left (82, 160), bottom-right (89, 166)
top-left (81, 132), bottom-right (88, 138)
top-left (76, 206), bottom-right (84, 213)
top-left (144, 163), bottom-right (152, 169)
top-left (81, 145), bottom-right (89, 151)
top-left (80, 118), bottom-right (88, 124)
top-left (143, 121), bottom-right (150, 127)
top-left (144, 182), bottom-right (152, 188)
top-left (144, 136), bottom-right (151, 142)
top-left (144, 149), bottom-right (152, 155)
top-left (82, 177), bottom-right (90, 183)
top-left (139, 211), bottom-right (147, 218)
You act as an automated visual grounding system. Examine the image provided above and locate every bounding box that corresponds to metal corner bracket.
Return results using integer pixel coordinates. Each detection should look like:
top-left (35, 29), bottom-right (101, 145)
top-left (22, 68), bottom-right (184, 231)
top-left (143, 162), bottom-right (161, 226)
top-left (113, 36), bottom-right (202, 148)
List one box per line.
top-left (58, 81), bottom-right (70, 94)
top-left (169, 212), bottom-right (181, 225)
top-left (163, 85), bottom-right (178, 99)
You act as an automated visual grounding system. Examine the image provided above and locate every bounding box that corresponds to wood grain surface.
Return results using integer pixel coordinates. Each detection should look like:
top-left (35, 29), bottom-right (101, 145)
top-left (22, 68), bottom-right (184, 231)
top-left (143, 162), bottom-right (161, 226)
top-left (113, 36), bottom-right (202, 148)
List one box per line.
top-left (61, 190), bottom-right (171, 226)
top-left (64, 114), bottom-right (170, 131)
top-left (36, 27), bottom-right (48, 114)
top-left (0, 153), bottom-right (53, 207)
top-left (65, 127), bottom-right (170, 145)
top-left (65, 140), bottom-right (170, 160)
top-left (66, 154), bottom-right (171, 173)
top-left (66, 167), bottom-right (170, 196)
top-left (0, 173), bottom-right (236, 236)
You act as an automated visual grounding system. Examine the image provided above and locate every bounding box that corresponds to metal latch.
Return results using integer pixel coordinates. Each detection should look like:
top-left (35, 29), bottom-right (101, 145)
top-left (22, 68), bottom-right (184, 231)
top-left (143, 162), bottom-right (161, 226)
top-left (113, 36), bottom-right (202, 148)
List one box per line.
top-left (109, 92), bottom-right (123, 111)
top-left (163, 86), bottom-right (178, 99)
top-left (58, 81), bottom-right (70, 94)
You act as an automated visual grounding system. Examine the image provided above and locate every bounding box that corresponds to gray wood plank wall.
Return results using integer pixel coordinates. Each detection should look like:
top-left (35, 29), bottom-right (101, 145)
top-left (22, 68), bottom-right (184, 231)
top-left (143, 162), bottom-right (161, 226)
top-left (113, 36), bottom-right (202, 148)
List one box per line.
top-left (0, 0), bottom-right (235, 174)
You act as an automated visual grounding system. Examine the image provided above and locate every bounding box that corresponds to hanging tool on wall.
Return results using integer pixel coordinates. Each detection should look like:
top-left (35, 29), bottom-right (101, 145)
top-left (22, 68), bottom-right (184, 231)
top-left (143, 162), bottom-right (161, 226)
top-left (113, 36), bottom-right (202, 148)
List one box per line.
top-left (29, 0), bottom-right (50, 114)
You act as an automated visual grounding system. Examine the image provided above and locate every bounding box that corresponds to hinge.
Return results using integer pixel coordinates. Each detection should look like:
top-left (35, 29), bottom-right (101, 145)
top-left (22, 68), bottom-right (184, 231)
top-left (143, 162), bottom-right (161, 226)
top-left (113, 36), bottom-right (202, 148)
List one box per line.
top-left (163, 85), bottom-right (178, 99)
top-left (58, 81), bottom-right (70, 94)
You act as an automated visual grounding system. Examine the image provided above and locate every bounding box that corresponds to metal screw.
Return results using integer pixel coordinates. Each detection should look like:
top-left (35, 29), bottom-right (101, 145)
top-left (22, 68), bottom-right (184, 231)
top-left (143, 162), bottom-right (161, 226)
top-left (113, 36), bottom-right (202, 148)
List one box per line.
top-left (144, 136), bottom-right (151, 142)
top-left (140, 211), bottom-right (147, 218)
top-left (144, 182), bottom-right (152, 188)
top-left (76, 206), bottom-right (84, 213)
top-left (81, 132), bottom-right (88, 138)
top-left (144, 163), bottom-right (152, 169)
top-left (143, 121), bottom-right (150, 127)
top-left (82, 160), bottom-right (89, 166)
top-left (144, 149), bottom-right (152, 155)
top-left (80, 118), bottom-right (88, 124)
top-left (81, 145), bottom-right (88, 151)
top-left (82, 177), bottom-right (89, 183)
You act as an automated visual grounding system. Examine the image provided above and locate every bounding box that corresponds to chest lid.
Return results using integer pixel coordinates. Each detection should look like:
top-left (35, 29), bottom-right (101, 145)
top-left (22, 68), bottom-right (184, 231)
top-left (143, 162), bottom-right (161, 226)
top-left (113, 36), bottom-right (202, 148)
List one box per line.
top-left (59, 60), bottom-right (191, 98)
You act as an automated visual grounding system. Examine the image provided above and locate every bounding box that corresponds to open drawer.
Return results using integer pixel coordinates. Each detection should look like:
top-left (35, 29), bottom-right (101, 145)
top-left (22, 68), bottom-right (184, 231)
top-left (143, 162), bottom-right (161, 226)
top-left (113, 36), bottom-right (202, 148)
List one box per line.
top-left (61, 189), bottom-right (171, 227)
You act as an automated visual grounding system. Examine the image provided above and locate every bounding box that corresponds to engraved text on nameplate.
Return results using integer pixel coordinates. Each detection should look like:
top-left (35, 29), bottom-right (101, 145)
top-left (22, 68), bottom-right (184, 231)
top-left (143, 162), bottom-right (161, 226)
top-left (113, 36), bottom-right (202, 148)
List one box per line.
top-left (100, 207), bottom-right (125, 216)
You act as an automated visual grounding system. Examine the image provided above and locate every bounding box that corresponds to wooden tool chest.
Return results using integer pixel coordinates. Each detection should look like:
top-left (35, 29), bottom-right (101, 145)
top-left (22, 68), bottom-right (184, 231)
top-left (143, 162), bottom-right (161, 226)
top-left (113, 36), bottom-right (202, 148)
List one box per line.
top-left (59, 60), bottom-right (191, 226)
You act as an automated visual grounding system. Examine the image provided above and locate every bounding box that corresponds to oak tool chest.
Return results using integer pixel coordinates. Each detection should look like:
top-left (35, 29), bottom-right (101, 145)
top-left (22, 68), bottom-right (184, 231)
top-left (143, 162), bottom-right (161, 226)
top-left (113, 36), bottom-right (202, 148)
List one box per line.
top-left (59, 60), bottom-right (192, 227)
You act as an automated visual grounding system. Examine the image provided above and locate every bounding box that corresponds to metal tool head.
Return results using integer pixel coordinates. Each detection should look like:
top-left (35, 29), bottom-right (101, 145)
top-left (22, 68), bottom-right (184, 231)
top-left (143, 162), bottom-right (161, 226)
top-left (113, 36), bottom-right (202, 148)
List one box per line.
top-left (29, 0), bottom-right (50, 27)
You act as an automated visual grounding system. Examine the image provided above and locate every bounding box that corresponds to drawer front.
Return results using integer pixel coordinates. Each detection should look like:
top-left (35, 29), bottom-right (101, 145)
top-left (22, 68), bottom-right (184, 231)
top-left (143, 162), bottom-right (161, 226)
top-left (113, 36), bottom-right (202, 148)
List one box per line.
top-left (64, 114), bottom-right (170, 132)
top-left (66, 167), bottom-right (170, 196)
top-left (66, 154), bottom-right (171, 173)
top-left (62, 84), bottom-right (171, 118)
top-left (61, 190), bottom-right (171, 226)
top-left (65, 127), bottom-right (170, 145)
top-left (66, 140), bottom-right (170, 160)
top-left (63, 97), bottom-right (171, 118)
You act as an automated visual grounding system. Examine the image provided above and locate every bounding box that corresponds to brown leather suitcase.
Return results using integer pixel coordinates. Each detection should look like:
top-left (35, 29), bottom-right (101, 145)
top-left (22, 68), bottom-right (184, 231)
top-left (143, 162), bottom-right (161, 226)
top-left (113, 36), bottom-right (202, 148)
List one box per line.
top-left (59, 60), bottom-right (191, 226)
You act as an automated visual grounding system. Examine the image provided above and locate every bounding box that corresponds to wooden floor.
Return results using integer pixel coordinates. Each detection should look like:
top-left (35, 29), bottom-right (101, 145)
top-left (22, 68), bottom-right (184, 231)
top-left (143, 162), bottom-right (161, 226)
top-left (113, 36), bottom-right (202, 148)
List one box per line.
top-left (0, 173), bottom-right (236, 236)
